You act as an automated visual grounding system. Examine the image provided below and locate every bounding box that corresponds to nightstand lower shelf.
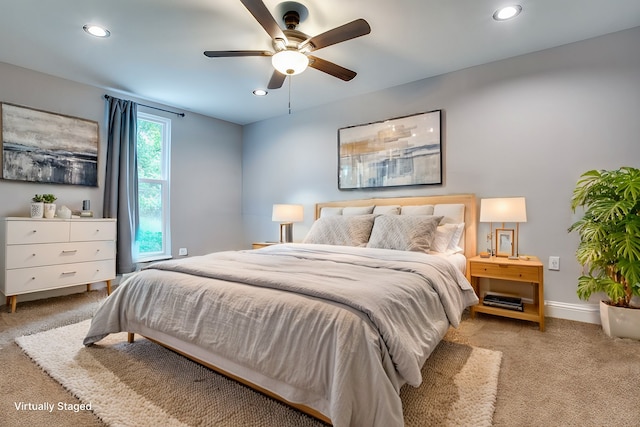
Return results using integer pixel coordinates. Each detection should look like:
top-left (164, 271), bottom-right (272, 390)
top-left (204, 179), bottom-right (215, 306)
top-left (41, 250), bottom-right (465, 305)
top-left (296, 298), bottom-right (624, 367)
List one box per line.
top-left (474, 299), bottom-right (540, 323)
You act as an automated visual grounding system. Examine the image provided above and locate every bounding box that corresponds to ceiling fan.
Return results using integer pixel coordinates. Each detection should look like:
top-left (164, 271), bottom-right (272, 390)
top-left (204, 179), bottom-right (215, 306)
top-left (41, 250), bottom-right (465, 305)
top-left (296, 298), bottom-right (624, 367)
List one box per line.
top-left (204, 0), bottom-right (371, 90)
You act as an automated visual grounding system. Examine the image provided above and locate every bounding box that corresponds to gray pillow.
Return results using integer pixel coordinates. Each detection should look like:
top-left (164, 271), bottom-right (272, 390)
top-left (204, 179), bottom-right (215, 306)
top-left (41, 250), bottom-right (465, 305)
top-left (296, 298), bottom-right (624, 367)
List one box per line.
top-left (303, 215), bottom-right (375, 247)
top-left (366, 215), bottom-right (443, 252)
top-left (373, 205), bottom-right (400, 215)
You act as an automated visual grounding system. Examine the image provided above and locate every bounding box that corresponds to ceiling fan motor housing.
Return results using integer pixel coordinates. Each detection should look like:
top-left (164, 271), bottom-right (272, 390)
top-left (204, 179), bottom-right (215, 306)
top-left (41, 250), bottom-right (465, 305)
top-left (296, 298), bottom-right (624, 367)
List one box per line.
top-left (283, 10), bottom-right (300, 30)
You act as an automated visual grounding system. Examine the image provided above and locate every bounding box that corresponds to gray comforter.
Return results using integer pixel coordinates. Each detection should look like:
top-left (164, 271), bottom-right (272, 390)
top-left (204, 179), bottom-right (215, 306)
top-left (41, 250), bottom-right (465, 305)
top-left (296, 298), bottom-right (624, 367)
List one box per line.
top-left (85, 243), bottom-right (478, 427)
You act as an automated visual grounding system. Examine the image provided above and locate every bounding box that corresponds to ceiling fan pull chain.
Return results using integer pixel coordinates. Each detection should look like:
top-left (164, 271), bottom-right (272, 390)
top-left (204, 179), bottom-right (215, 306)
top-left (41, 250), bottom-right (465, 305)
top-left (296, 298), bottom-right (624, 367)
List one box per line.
top-left (288, 77), bottom-right (292, 115)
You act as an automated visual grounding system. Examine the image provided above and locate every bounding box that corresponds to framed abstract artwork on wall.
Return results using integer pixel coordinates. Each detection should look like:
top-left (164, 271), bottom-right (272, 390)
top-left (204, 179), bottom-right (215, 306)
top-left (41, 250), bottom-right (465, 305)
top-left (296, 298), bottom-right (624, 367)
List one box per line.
top-left (338, 109), bottom-right (442, 190)
top-left (1, 103), bottom-right (99, 186)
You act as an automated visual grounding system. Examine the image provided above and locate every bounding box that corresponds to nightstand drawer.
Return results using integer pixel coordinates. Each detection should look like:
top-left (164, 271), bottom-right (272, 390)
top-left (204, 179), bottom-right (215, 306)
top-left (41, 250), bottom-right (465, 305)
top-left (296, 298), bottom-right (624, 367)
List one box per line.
top-left (470, 261), bottom-right (539, 282)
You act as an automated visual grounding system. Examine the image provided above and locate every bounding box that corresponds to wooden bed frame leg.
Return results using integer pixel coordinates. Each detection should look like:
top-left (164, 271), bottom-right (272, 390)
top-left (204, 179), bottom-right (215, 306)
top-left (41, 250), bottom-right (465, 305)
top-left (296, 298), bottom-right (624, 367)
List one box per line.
top-left (128, 332), bottom-right (135, 343)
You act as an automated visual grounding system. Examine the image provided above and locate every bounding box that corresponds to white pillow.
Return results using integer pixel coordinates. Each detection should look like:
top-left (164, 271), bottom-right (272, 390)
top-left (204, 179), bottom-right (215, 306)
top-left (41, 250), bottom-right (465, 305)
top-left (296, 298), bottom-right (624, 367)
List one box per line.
top-left (367, 215), bottom-right (442, 252)
top-left (431, 223), bottom-right (460, 253)
top-left (400, 205), bottom-right (435, 216)
top-left (343, 205), bottom-right (375, 216)
top-left (320, 207), bottom-right (343, 217)
top-left (433, 204), bottom-right (465, 224)
top-left (303, 215), bottom-right (375, 247)
top-left (373, 205), bottom-right (400, 215)
top-left (447, 223), bottom-right (465, 253)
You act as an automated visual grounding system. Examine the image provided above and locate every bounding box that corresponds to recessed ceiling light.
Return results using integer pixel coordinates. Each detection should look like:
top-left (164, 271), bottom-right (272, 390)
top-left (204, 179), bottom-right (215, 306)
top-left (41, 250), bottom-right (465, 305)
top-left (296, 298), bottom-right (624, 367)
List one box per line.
top-left (83, 24), bottom-right (110, 38)
top-left (253, 89), bottom-right (268, 96)
top-left (493, 5), bottom-right (522, 21)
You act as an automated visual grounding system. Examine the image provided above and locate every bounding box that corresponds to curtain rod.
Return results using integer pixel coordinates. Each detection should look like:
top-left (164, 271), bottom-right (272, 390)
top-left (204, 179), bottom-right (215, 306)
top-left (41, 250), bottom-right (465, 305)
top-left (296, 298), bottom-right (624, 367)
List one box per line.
top-left (104, 95), bottom-right (185, 117)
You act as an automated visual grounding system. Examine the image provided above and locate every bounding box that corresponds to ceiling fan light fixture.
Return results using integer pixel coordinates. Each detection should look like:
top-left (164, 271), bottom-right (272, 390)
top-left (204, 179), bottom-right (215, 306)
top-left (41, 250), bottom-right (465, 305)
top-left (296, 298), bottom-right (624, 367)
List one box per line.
top-left (272, 50), bottom-right (309, 75)
top-left (493, 5), bottom-right (522, 21)
top-left (83, 24), bottom-right (110, 38)
top-left (253, 89), bottom-right (268, 96)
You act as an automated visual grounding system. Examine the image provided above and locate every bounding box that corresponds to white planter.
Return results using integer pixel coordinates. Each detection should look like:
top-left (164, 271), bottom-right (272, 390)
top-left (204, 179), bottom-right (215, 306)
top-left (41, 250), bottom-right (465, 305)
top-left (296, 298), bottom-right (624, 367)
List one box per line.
top-left (599, 300), bottom-right (640, 340)
top-left (30, 202), bottom-right (44, 218)
top-left (43, 203), bottom-right (57, 219)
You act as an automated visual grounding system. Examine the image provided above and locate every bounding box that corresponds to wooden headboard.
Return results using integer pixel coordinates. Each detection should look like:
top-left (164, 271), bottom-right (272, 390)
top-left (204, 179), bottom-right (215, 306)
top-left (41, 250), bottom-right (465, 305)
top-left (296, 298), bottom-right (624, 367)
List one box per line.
top-left (315, 194), bottom-right (477, 259)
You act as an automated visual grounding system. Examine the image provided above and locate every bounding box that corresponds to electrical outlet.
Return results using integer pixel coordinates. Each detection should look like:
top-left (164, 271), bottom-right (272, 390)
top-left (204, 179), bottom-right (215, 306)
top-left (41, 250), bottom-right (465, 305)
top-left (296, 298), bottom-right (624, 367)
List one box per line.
top-left (549, 256), bottom-right (560, 270)
top-left (178, 247), bottom-right (188, 256)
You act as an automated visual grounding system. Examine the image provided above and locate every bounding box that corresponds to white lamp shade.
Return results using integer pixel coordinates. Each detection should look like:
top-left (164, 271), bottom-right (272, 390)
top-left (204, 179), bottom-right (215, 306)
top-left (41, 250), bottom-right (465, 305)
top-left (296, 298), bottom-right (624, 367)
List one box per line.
top-left (272, 204), bottom-right (304, 223)
top-left (272, 50), bottom-right (309, 75)
top-left (480, 197), bottom-right (527, 223)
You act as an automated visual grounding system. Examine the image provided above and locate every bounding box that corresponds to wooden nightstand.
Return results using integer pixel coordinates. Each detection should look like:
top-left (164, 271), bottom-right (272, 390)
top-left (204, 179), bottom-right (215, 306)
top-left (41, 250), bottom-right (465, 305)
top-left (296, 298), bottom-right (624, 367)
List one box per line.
top-left (467, 255), bottom-right (545, 331)
top-left (251, 242), bottom-right (279, 249)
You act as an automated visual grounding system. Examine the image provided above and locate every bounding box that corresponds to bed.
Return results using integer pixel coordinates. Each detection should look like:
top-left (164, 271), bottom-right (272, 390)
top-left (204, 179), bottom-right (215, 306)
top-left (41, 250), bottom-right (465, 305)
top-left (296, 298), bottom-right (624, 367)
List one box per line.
top-left (84, 194), bottom-right (479, 427)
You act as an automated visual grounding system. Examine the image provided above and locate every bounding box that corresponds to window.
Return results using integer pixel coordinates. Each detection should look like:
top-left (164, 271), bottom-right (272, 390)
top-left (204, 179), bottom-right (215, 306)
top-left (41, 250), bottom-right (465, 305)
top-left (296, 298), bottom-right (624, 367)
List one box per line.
top-left (136, 112), bottom-right (171, 262)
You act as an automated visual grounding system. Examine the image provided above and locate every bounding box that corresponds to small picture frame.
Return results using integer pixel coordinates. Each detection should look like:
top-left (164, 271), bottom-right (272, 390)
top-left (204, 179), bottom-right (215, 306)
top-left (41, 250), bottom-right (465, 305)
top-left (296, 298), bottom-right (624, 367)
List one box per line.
top-left (496, 229), bottom-right (514, 257)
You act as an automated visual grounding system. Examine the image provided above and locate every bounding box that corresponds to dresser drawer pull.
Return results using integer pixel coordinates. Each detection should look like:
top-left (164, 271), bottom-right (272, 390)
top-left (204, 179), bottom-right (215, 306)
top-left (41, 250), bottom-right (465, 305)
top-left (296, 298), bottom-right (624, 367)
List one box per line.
top-left (62, 250), bottom-right (78, 254)
top-left (61, 271), bottom-right (77, 276)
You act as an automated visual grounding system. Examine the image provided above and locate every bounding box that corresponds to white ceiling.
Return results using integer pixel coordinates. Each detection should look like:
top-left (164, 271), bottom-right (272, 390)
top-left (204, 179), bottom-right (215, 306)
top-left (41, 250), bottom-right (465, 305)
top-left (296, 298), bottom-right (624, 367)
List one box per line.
top-left (1, 0), bottom-right (639, 125)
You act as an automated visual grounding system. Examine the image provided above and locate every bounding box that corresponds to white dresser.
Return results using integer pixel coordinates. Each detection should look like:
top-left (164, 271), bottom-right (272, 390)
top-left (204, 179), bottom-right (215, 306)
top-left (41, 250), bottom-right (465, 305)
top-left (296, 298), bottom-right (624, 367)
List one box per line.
top-left (1, 217), bottom-right (117, 313)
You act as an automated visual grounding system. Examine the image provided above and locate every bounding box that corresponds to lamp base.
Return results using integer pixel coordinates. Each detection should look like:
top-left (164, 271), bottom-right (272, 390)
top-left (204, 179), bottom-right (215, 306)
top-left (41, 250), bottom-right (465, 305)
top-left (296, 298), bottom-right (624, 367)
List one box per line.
top-left (279, 223), bottom-right (293, 243)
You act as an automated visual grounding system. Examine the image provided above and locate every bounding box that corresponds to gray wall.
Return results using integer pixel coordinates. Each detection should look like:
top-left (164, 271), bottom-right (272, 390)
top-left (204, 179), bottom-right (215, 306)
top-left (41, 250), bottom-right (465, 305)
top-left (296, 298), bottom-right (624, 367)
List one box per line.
top-left (242, 27), bottom-right (640, 322)
top-left (0, 62), bottom-right (244, 301)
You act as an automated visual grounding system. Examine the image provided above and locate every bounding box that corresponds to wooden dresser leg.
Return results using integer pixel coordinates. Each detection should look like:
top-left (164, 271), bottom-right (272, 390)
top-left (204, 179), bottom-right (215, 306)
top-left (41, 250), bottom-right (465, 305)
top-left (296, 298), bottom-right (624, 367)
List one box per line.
top-left (86, 283), bottom-right (91, 292)
top-left (10, 296), bottom-right (17, 313)
top-left (106, 279), bottom-right (112, 295)
top-left (128, 332), bottom-right (135, 343)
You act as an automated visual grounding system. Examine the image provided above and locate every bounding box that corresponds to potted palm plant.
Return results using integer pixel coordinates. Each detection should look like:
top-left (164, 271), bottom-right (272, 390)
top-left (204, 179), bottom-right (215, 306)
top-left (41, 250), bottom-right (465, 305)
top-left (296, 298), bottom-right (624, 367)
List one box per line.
top-left (569, 167), bottom-right (640, 339)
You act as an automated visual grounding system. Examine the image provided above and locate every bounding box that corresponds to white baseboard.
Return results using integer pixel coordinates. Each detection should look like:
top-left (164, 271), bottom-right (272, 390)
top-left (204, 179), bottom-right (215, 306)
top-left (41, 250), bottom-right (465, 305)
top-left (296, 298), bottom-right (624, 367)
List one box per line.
top-left (545, 300), bottom-right (601, 324)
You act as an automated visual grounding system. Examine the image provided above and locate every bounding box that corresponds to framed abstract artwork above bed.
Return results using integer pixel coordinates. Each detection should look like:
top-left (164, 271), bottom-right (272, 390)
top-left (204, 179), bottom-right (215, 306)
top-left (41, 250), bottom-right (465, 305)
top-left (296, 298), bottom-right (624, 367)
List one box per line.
top-left (1, 103), bottom-right (99, 186)
top-left (338, 109), bottom-right (442, 190)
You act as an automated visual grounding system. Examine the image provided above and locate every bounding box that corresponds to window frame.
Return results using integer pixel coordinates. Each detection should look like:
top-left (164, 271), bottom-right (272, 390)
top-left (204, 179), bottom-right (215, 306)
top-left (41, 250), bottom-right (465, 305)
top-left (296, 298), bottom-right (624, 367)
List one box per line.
top-left (135, 111), bottom-right (171, 263)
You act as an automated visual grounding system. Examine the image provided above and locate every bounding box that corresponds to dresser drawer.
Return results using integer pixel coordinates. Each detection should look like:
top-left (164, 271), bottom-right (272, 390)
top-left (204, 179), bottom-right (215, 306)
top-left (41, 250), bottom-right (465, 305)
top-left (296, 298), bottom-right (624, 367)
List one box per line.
top-left (5, 260), bottom-right (116, 295)
top-left (70, 220), bottom-right (116, 242)
top-left (6, 220), bottom-right (70, 245)
top-left (6, 241), bottom-right (115, 269)
top-left (469, 261), bottom-right (540, 282)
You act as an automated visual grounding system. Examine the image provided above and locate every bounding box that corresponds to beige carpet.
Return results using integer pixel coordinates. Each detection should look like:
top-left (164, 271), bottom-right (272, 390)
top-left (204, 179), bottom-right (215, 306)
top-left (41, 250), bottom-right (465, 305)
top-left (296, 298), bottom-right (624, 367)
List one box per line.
top-left (15, 319), bottom-right (501, 427)
top-left (5, 290), bottom-right (640, 426)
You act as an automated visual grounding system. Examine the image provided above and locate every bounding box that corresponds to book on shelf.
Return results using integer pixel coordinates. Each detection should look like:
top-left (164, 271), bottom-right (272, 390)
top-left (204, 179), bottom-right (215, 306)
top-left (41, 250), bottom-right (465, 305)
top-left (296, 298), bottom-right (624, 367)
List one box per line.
top-left (483, 293), bottom-right (524, 312)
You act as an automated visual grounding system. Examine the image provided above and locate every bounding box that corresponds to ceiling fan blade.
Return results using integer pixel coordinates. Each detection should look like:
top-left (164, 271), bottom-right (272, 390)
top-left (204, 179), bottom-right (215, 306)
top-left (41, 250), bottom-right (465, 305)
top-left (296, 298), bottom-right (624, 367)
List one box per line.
top-left (204, 50), bottom-right (272, 57)
top-left (306, 19), bottom-right (371, 51)
top-left (267, 70), bottom-right (286, 89)
top-left (308, 56), bottom-right (357, 81)
top-left (240, 0), bottom-right (288, 43)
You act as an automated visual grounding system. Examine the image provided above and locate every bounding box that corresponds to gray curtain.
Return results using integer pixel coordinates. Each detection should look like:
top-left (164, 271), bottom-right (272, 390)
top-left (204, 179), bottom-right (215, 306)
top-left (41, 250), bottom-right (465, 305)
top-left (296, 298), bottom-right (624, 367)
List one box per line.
top-left (104, 96), bottom-right (139, 274)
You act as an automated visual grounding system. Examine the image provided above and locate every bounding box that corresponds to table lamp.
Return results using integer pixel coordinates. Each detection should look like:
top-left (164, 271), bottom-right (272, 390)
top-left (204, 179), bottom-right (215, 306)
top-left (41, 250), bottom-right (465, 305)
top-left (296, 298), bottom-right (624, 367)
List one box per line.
top-left (272, 204), bottom-right (304, 243)
top-left (479, 197), bottom-right (527, 258)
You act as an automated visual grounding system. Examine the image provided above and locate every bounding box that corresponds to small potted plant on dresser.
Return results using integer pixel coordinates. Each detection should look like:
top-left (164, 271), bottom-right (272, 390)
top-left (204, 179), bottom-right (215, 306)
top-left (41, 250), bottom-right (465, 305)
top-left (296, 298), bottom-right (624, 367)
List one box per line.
top-left (42, 194), bottom-right (57, 219)
top-left (31, 194), bottom-right (45, 218)
top-left (569, 167), bottom-right (640, 339)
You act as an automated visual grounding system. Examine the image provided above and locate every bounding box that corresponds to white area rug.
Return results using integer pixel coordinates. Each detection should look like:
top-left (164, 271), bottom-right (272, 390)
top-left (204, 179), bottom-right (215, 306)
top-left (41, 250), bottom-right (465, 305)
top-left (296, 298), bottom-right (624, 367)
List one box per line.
top-left (16, 320), bottom-right (501, 427)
